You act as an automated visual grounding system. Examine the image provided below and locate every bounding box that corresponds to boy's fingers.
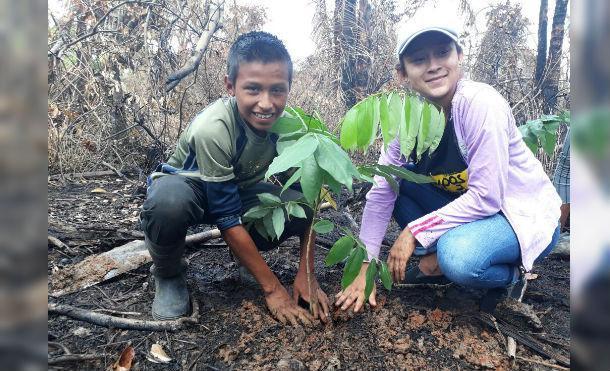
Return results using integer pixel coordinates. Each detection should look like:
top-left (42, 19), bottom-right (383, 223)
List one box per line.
top-left (296, 308), bottom-right (313, 326)
top-left (310, 302), bottom-right (318, 321)
top-left (275, 312), bottom-right (287, 325)
top-left (319, 291), bottom-right (330, 319)
top-left (286, 312), bottom-right (299, 327)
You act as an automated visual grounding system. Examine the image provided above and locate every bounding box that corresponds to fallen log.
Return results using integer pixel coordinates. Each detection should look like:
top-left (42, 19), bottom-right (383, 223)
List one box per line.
top-left (49, 203), bottom-right (335, 297)
top-left (49, 229), bottom-right (221, 297)
top-left (49, 296), bottom-right (199, 332)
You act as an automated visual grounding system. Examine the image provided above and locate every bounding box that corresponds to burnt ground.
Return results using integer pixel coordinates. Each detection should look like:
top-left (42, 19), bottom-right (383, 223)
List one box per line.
top-left (48, 175), bottom-right (570, 370)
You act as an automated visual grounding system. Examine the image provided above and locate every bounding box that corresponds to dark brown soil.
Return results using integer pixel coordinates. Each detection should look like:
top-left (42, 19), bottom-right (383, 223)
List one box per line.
top-left (48, 175), bottom-right (570, 370)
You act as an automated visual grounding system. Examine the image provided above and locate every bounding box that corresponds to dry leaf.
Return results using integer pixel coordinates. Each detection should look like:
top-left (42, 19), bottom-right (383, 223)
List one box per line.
top-left (147, 343), bottom-right (172, 363)
top-left (49, 103), bottom-right (61, 119)
top-left (91, 187), bottom-right (107, 193)
top-left (110, 345), bottom-right (135, 371)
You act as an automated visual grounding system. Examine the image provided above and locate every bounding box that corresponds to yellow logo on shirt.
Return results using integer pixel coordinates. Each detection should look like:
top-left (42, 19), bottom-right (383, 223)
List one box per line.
top-left (431, 170), bottom-right (469, 193)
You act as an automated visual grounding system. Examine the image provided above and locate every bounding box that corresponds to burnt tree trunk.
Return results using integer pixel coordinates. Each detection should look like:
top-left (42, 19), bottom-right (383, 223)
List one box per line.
top-left (534, 0), bottom-right (548, 86)
top-left (335, 0), bottom-right (373, 108)
top-left (542, 0), bottom-right (569, 113)
top-left (339, 0), bottom-right (359, 107)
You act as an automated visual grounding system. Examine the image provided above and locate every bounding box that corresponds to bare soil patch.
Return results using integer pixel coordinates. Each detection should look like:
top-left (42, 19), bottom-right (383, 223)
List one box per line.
top-left (48, 175), bottom-right (569, 370)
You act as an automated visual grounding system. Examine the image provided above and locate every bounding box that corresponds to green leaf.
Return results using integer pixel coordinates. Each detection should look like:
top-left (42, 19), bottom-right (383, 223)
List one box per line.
top-left (378, 94), bottom-right (391, 149)
top-left (287, 202), bottom-right (307, 219)
top-left (369, 96), bottom-right (381, 150)
top-left (363, 164), bottom-right (399, 193)
top-left (542, 130), bottom-right (558, 155)
top-left (257, 193), bottom-right (282, 206)
top-left (315, 135), bottom-right (359, 192)
top-left (387, 92), bottom-right (402, 143)
top-left (377, 164), bottom-right (434, 184)
top-left (254, 219), bottom-right (269, 240)
top-left (243, 205), bottom-right (272, 221)
top-left (270, 115), bottom-right (305, 134)
top-left (300, 155), bottom-right (323, 204)
top-left (339, 104), bottom-right (359, 151)
top-left (341, 246), bottom-right (366, 289)
top-left (416, 102), bottom-right (432, 161)
top-left (265, 134), bottom-right (318, 178)
top-left (364, 261), bottom-right (378, 300)
top-left (263, 213), bottom-right (276, 240)
top-left (313, 219), bottom-right (334, 234)
top-left (407, 96), bottom-right (423, 159)
top-left (289, 107), bottom-right (328, 131)
top-left (379, 261), bottom-right (392, 290)
top-left (324, 235), bottom-right (355, 266)
top-left (281, 168), bottom-right (302, 194)
top-left (356, 98), bottom-right (374, 150)
top-left (400, 95), bottom-right (417, 157)
top-left (271, 207), bottom-right (285, 239)
top-left (428, 106), bottom-right (446, 154)
top-left (321, 169), bottom-right (342, 195)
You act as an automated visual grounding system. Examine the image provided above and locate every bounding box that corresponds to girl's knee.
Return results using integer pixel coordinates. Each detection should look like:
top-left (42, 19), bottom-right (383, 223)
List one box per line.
top-left (437, 236), bottom-right (479, 286)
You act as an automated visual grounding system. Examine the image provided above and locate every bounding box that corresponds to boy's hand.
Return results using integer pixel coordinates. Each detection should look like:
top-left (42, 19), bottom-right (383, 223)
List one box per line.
top-left (335, 262), bottom-right (377, 313)
top-left (265, 284), bottom-right (315, 326)
top-left (292, 272), bottom-right (330, 323)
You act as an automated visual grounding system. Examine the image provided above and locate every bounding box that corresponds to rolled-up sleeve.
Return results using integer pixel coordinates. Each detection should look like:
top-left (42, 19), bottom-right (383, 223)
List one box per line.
top-left (206, 181), bottom-right (243, 230)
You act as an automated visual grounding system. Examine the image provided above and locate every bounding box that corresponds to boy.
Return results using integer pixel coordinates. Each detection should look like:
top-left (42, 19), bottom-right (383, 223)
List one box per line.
top-left (140, 32), bottom-right (329, 325)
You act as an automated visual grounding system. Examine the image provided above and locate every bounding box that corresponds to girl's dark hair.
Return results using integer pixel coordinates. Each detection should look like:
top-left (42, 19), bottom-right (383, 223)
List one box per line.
top-left (227, 31), bottom-right (293, 86)
top-left (397, 36), bottom-right (463, 75)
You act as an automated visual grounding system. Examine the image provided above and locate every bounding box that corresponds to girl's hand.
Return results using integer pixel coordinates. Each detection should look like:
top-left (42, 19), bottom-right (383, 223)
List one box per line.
top-left (388, 227), bottom-right (416, 282)
top-left (334, 263), bottom-right (377, 313)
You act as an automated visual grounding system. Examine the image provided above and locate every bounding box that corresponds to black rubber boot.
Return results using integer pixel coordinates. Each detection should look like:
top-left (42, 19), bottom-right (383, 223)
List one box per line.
top-left (146, 238), bottom-right (190, 320)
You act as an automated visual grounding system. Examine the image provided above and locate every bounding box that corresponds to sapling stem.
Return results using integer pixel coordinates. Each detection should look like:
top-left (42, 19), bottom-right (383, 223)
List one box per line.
top-left (304, 216), bottom-right (318, 316)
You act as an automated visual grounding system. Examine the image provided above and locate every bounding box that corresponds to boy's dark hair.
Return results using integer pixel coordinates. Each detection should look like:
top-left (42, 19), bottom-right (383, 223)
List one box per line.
top-left (227, 31), bottom-right (293, 87)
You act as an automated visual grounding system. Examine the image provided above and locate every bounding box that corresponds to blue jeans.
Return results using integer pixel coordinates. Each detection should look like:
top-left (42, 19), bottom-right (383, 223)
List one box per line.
top-left (393, 180), bottom-right (560, 289)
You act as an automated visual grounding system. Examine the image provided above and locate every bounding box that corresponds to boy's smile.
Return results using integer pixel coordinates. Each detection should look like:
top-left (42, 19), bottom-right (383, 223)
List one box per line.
top-left (225, 61), bottom-right (290, 134)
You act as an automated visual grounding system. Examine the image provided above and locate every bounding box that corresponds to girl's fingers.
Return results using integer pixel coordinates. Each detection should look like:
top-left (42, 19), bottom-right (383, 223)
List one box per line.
top-left (353, 295), bottom-right (365, 313)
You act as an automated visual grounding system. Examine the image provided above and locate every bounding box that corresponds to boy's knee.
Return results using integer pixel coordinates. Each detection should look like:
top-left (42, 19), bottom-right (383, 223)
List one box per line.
top-left (141, 178), bottom-right (194, 242)
top-left (142, 192), bottom-right (189, 225)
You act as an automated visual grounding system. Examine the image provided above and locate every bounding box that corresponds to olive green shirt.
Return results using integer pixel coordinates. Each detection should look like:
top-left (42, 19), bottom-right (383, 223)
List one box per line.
top-left (150, 97), bottom-right (277, 189)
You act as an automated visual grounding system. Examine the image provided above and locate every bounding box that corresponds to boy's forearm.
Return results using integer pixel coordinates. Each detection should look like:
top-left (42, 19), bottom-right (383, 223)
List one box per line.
top-left (221, 225), bottom-right (282, 294)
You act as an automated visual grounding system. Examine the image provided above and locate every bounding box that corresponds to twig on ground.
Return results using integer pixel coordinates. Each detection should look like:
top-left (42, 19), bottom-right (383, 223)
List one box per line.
top-left (48, 235), bottom-right (75, 255)
top-left (93, 308), bottom-right (143, 316)
top-left (342, 205), bottom-right (359, 230)
top-left (49, 296), bottom-right (199, 332)
top-left (516, 355), bottom-right (569, 370)
top-left (187, 350), bottom-right (204, 371)
top-left (101, 161), bottom-right (130, 181)
top-left (48, 341), bottom-right (72, 355)
top-left (49, 170), bottom-right (116, 180)
top-left (48, 353), bottom-right (105, 365)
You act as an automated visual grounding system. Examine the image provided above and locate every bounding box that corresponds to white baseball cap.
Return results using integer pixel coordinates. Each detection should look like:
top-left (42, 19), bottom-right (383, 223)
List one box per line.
top-left (396, 21), bottom-right (461, 59)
